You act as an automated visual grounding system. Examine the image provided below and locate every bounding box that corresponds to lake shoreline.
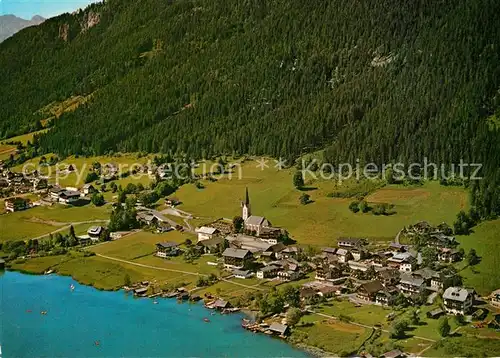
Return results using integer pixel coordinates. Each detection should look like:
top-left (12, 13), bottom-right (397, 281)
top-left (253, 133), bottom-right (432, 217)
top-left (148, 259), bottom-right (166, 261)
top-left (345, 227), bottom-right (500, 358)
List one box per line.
top-left (3, 267), bottom-right (319, 357)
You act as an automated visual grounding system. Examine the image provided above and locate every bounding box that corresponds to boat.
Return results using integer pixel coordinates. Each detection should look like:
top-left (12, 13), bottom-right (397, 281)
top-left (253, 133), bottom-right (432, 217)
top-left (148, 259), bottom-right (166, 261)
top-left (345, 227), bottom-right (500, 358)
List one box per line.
top-left (153, 300), bottom-right (158, 305)
top-left (203, 318), bottom-right (210, 323)
top-left (40, 311), bottom-right (47, 315)
top-left (70, 284), bottom-right (75, 291)
top-left (94, 340), bottom-right (100, 346)
top-left (26, 309), bottom-right (32, 313)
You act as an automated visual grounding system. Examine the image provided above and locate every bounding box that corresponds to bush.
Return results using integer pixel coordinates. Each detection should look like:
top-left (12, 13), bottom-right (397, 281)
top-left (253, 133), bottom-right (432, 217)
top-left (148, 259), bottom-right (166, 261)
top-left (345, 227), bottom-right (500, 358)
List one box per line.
top-left (348, 201), bottom-right (360, 213)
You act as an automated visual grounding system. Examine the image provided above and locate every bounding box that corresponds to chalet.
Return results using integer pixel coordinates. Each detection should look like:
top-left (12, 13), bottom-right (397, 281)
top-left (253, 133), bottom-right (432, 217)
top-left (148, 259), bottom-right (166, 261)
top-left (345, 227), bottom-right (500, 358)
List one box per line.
top-left (337, 237), bottom-right (365, 249)
top-left (426, 308), bottom-right (444, 319)
top-left (49, 187), bottom-right (63, 201)
top-left (212, 299), bottom-right (230, 310)
top-left (87, 226), bottom-right (104, 242)
top-left (82, 183), bottom-right (96, 196)
top-left (277, 269), bottom-right (300, 282)
top-left (412, 267), bottom-right (440, 284)
top-left (336, 248), bottom-right (353, 263)
top-left (351, 249), bottom-right (368, 261)
top-left (428, 232), bottom-right (456, 249)
top-left (137, 211), bottom-right (156, 225)
top-left (489, 289), bottom-right (500, 308)
top-left (156, 222), bottom-right (172, 233)
top-left (196, 226), bottom-right (220, 241)
top-left (377, 269), bottom-right (400, 287)
top-left (268, 323), bottom-right (289, 337)
top-left (156, 242), bottom-right (180, 258)
top-left (196, 237), bottom-right (226, 254)
top-left (430, 275), bottom-right (446, 291)
top-left (375, 288), bottom-right (398, 306)
top-left (232, 269), bottom-right (254, 279)
top-left (279, 246), bottom-right (299, 259)
top-left (322, 247), bottom-right (337, 255)
top-left (356, 280), bottom-right (384, 302)
top-left (259, 226), bottom-right (283, 244)
top-left (443, 287), bottom-right (475, 315)
top-left (222, 248), bottom-right (252, 269)
top-left (372, 252), bottom-right (389, 267)
top-left (317, 285), bottom-right (343, 298)
top-left (4, 197), bottom-right (30, 212)
top-left (300, 287), bottom-right (317, 300)
top-left (256, 265), bottom-right (280, 279)
top-left (398, 274), bottom-right (425, 295)
top-left (165, 197), bottom-right (181, 206)
top-left (438, 248), bottom-right (461, 263)
top-left (58, 190), bottom-right (81, 204)
top-left (388, 252), bottom-right (416, 272)
top-left (134, 287), bottom-right (148, 297)
top-left (315, 264), bottom-right (343, 281)
top-left (226, 234), bottom-right (274, 254)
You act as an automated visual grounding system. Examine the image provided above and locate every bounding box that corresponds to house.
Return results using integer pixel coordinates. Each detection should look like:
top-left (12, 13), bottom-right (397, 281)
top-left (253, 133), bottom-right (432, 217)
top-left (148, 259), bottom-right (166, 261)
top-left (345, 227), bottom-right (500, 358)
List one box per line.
top-left (300, 286), bottom-right (318, 300)
top-left (337, 237), bottom-right (365, 249)
top-left (259, 226), bottom-right (283, 244)
top-left (222, 248), bottom-right (252, 269)
top-left (356, 280), bottom-right (384, 302)
top-left (336, 248), bottom-right (353, 263)
top-left (322, 247), bottom-right (337, 256)
top-left (196, 237), bottom-right (226, 254)
top-left (428, 232), bottom-right (456, 249)
top-left (375, 288), bottom-right (398, 306)
top-left (438, 248), bottom-right (461, 263)
top-left (388, 252), bottom-right (416, 272)
top-left (196, 226), bottom-right (220, 241)
top-left (398, 274), bottom-right (425, 295)
top-left (279, 246), bottom-right (299, 259)
top-left (412, 267), bottom-right (440, 284)
top-left (4, 197), bottom-right (30, 212)
top-left (58, 190), bottom-right (81, 204)
top-left (165, 197), bottom-right (181, 206)
top-left (315, 264), bottom-right (343, 281)
top-left (257, 265), bottom-right (280, 279)
top-left (426, 308), bottom-right (444, 319)
top-left (134, 287), bottom-right (148, 297)
top-left (157, 222), bottom-right (172, 233)
top-left (377, 269), bottom-right (400, 287)
top-left (49, 187), bottom-right (63, 201)
top-left (232, 269), bottom-right (254, 279)
top-left (317, 285), bottom-right (343, 298)
top-left (351, 249), bottom-right (368, 261)
top-left (348, 260), bottom-right (369, 272)
top-left (212, 299), bottom-right (230, 310)
top-left (33, 178), bottom-right (48, 190)
top-left (268, 323), bottom-right (289, 337)
top-left (277, 269), bottom-right (300, 282)
top-left (443, 287), bottom-right (475, 315)
top-left (156, 242), bottom-right (180, 258)
top-left (82, 183), bottom-right (96, 196)
top-left (87, 226), bottom-right (104, 242)
top-left (489, 289), bottom-right (500, 308)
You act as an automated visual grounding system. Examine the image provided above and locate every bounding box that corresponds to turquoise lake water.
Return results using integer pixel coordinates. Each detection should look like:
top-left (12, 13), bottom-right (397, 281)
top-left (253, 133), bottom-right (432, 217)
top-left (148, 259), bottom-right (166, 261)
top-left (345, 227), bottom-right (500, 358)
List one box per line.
top-left (0, 271), bottom-right (308, 357)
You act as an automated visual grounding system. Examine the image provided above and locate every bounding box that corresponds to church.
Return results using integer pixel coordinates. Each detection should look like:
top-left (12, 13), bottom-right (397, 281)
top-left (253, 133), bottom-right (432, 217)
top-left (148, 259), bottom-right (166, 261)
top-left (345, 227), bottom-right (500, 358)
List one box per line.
top-left (241, 188), bottom-right (281, 240)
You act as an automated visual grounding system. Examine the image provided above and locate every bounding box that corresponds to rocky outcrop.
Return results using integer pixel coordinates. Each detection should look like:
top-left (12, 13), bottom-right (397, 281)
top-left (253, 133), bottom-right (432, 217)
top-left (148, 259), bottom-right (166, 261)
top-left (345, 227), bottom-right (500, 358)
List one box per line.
top-left (80, 11), bottom-right (100, 33)
top-left (59, 23), bottom-right (69, 42)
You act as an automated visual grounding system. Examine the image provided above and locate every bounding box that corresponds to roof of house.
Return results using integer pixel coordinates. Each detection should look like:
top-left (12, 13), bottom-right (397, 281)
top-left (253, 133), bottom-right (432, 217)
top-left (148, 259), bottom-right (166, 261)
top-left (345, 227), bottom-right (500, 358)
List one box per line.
top-left (413, 268), bottom-right (440, 280)
top-left (259, 265), bottom-right (280, 273)
top-left (269, 322), bottom-right (289, 334)
top-left (359, 280), bottom-right (384, 294)
top-left (428, 308), bottom-right (444, 317)
top-left (222, 248), bottom-right (251, 259)
top-left (282, 246), bottom-right (298, 253)
top-left (213, 299), bottom-right (229, 308)
top-left (269, 242), bottom-right (286, 253)
top-left (338, 237), bottom-right (364, 245)
top-left (322, 247), bottom-right (337, 254)
top-left (197, 237), bottom-right (225, 247)
top-left (156, 242), bottom-right (178, 249)
top-left (389, 252), bottom-right (415, 263)
top-left (196, 226), bottom-right (218, 235)
top-left (443, 287), bottom-right (474, 302)
top-left (336, 248), bottom-right (349, 256)
top-left (378, 269), bottom-right (400, 279)
top-left (60, 190), bottom-right (81, 198)
top-left (232, 269), bottom-right (252, 277)
top-left (87, 226), bottom-right (103, 235)
top-left (400, 274), bottom-right (424, 286)
top-left (245, 215), bottom-right (270, 226)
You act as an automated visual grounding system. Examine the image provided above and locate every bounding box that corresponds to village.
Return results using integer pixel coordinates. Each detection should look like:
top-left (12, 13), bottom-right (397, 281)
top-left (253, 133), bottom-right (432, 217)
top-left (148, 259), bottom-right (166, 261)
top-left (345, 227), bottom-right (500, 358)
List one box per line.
top-left (1, 160), bottom-right (499, 357)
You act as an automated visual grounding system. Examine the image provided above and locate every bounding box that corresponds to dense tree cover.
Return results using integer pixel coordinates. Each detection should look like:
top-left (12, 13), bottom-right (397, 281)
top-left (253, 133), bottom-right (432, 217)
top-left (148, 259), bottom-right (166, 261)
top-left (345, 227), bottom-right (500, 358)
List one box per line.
top-left (1, 0), bottom-right (500, 216)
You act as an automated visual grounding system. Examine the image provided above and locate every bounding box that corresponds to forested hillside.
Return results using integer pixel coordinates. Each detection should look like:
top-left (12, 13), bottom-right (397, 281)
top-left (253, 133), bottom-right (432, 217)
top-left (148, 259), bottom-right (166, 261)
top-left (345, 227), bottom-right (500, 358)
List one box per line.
top-left (1, 0), bottom-right (500, 216)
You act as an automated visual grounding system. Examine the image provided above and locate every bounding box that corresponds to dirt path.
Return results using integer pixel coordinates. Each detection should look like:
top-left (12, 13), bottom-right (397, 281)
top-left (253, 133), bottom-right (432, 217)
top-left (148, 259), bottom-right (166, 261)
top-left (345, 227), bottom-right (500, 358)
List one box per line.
top-left (30, 219), bottom-right (109, 240)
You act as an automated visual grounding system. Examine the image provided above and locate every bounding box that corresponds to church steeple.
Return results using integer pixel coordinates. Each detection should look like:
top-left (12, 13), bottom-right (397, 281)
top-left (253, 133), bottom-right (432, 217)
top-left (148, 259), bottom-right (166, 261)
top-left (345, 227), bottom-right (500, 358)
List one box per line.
top-left (242, 187), bottom-right (251, 221)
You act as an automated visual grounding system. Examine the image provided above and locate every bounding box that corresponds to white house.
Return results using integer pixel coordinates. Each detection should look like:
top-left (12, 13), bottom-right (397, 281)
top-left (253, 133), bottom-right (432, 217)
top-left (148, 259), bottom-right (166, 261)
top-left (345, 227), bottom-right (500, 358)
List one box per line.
top-left (195, 226), bottom-right (220, 241)
top-left (443, 287), bottom-right (475, 315)
top-left (58, 190), bottom-right (81, 204)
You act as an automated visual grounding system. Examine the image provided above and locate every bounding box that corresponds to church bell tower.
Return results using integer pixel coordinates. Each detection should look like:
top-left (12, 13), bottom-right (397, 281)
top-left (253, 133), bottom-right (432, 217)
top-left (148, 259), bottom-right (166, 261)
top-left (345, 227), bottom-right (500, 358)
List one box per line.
top-left (241, 187), bottom-right (251, 221)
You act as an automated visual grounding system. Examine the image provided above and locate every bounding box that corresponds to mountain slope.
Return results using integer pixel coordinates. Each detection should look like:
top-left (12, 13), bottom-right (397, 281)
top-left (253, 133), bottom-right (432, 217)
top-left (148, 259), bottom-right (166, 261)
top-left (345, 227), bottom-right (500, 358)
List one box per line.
top-left (0, 14), bottom-right (45, 42)
top-left (1, 0), bottom-right (500, 215)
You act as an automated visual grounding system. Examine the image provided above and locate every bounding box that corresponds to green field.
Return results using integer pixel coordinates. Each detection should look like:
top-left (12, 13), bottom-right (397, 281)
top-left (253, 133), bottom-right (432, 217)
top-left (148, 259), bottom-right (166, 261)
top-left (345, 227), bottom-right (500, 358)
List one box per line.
top-left (457, 219), bottom-right (500, 296)
top-left (175, 161), bottom-right (468, 247)
top-left (0, 204), bottom-right (110, 242)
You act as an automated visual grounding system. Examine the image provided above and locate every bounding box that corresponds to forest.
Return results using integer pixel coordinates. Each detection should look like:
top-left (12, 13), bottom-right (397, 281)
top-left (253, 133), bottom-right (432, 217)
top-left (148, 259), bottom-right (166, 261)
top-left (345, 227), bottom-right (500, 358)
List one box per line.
top-left (0, 0), bottom-right (499, 217)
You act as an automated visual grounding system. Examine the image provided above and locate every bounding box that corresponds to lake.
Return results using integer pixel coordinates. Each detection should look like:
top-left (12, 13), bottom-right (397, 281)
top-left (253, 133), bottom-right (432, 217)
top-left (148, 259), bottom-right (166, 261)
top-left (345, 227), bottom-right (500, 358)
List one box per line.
top-left (0, 271), bottom-right (308, 357)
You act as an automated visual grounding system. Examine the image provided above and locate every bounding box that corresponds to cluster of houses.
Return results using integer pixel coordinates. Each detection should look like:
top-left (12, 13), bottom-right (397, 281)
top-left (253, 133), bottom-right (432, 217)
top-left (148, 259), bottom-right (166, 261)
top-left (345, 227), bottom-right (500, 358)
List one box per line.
top-left (0, 166), bottom-right (48, 196)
